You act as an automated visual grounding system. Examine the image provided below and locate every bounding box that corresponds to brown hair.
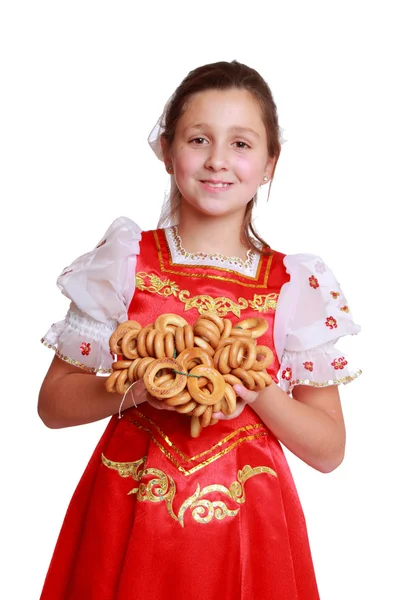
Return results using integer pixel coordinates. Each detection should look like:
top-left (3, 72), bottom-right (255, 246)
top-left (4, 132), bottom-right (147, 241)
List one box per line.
top-left (158, 60), bottom-right (281, 255)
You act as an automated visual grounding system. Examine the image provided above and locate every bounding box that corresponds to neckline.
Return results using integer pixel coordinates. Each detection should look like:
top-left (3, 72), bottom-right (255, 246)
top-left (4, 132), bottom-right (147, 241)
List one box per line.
top-left (169, 225), bottom-right (257, 269)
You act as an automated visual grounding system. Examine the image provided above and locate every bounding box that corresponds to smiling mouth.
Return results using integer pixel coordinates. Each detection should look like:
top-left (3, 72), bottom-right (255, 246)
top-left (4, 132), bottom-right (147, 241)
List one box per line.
top-left (200, 181), bottom-right (233, 188)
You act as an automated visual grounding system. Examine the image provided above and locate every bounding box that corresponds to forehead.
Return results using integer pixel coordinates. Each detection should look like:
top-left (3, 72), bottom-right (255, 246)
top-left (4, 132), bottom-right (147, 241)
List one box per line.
top-left (177, 88), bottom-right (265, 133)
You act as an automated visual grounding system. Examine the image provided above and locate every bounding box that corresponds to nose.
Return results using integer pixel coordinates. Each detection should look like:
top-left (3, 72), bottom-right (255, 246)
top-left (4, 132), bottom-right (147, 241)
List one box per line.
top-left (204, 142), bottom-right (229, 171)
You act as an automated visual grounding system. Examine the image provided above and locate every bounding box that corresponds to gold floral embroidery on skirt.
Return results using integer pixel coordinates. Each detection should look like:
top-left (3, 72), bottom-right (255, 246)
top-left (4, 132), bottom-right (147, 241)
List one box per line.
top-left (102, 455), bottom-right (276, 527)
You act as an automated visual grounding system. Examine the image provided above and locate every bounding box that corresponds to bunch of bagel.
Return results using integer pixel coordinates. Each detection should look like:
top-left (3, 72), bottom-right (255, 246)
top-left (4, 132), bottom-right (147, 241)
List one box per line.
top-left (106, 312), bottom-right (273, 437)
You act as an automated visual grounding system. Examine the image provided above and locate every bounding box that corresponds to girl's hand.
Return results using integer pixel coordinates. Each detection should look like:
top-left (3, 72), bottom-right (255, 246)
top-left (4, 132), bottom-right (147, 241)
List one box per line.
top-left (130, 379), bottom-right (177, 412)
top-left (212, 384), bottom-right (259, 420)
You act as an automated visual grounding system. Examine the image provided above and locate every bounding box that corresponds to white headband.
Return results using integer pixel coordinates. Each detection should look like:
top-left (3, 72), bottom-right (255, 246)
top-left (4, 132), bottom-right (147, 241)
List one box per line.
top-left (147, 97), bottom-right (286, 162)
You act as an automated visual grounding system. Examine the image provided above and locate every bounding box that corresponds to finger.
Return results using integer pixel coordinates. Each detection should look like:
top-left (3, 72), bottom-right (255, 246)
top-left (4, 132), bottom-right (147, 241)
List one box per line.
top-left (233, 384), bottom-right (258, 404)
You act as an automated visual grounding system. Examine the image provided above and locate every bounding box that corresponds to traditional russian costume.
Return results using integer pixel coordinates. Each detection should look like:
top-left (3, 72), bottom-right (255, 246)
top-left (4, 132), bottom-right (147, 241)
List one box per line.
top-left (41, 217), bottom-right (360, 600)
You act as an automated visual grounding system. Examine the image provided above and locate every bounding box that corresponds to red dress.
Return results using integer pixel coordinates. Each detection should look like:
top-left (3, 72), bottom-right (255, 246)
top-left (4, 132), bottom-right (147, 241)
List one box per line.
top-left (41, 229), bottom-right (320, 599)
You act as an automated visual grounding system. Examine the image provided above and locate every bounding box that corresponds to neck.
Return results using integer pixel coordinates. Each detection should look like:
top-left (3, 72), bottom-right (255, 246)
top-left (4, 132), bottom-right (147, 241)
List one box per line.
top-left (176, 205), bottom-right (250, 260)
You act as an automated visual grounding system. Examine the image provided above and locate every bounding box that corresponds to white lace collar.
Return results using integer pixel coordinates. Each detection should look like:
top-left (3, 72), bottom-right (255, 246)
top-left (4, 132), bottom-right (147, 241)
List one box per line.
top-left (164, 226), bottom-right (261, 277)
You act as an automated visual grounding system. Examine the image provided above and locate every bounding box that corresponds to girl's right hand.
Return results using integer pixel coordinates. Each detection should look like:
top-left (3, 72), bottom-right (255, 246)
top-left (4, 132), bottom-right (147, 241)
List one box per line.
top-left (132, 379), bottom-right (177, 412)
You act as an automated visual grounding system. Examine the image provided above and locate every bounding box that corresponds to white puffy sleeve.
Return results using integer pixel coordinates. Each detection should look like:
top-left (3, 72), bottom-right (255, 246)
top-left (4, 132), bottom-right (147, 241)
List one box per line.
top-left (41, 216), bottom-right (142, 373)
top-left (274, 254), bottom-right (361, 393)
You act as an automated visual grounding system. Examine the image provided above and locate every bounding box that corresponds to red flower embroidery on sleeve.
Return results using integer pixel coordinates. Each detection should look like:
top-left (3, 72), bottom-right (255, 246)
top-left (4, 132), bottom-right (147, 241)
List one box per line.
top-left (330, 291), bottom-right (340, 299)
top-left (325, 316), bottom-right (338, 329)
top-left (309, 275), bottom-right (319, 289)
top-left (303, 361), bottom-right (314, 372)
top-left (80, 342), bottom-right (91, 356)
top-left (340, 305), bottom-right (349, 313)
top-left (331, 357), bottom-right (348, 370)
top-left (282, 368), bottom-right (292, 381)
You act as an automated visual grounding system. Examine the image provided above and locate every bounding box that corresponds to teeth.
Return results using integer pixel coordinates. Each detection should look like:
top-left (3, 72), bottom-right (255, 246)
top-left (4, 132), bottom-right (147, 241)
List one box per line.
top-left (204, 182), bottom-right (230, 187)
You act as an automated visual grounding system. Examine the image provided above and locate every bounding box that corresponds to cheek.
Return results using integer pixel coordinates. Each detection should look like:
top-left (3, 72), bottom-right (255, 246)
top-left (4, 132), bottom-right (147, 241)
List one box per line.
top-left (234, 156), bottom-right (265, 181)
top-left (174, 151), bottom-right (201, 179)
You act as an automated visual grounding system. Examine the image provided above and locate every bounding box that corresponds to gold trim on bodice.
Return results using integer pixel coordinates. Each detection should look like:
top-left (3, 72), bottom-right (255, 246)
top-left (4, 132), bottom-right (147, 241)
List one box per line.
top-left (135, 272), bottom-right (279, 317)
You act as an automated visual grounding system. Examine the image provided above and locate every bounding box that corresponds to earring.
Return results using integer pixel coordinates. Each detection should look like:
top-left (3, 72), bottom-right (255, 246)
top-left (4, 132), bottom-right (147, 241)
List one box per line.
top-left (262, 175), bottom-right (269, 183)
top-left (167, 165), bottom-right (174, 174)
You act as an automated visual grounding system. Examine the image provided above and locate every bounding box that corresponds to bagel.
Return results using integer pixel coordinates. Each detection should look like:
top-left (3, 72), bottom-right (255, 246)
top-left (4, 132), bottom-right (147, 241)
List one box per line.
top-left (235, 317), bottom-right (268, 339)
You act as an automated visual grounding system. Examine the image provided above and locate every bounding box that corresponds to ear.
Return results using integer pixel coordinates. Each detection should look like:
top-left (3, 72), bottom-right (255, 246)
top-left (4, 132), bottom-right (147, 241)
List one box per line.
top-left (261, 156), bottom-right (277, 185)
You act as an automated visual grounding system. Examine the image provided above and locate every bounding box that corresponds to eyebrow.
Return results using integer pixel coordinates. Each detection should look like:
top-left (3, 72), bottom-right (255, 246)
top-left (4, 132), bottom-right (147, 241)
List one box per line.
top-left (184, 124), bottom-right (260, 138)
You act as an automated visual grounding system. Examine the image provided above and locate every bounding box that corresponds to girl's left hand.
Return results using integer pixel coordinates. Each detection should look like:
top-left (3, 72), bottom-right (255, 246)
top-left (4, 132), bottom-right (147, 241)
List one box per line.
top-left (212, 384), bottom-right (259, 420)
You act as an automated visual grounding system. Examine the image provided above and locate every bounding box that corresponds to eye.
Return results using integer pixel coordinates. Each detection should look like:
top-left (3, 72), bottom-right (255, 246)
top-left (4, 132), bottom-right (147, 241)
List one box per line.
top-left (190, 137), bottom-right (208, 145)
top-left (234, 141), bottom-right (250, 149)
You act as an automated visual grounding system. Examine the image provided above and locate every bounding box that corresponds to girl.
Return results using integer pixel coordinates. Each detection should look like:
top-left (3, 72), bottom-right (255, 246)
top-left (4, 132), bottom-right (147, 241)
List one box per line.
top-left (39, 60), bottom-right (361, 599)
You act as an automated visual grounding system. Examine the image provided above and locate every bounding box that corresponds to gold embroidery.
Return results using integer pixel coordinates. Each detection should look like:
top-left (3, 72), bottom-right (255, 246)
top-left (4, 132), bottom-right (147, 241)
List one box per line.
top-left (178, 290), bottom-right (249, 317)
top-left (41, 339), bottom-right (112, 374)
top-left (289, 369), bottom-right (362, 389)
top-left (135, 412), bottom-right (265, 462)
top-left (135, 272), bottom-right (278, 316)
top-left (154, 231), bottom-right (274, 287)
top-left (135, 272), bottom-right (180, 297)
top-left (102, 456), bottom-right (277, 527)
top-left (249, 293), bottom-right (279, 312)
top-left (126, 416), bottom-right (268, 476)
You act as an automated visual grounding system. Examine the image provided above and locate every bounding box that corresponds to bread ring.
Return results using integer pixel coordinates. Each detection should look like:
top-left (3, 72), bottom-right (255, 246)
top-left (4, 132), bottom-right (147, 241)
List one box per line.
top-left (134, 356), bottom-right (155, 380)
top-left (154, 330), bottom-right (166, 359)
top-left (187, 365), bottom-right (225, 405)
top-left (128, 358), bottom-right (142, 382)
top-left (194, 336), bottom-right (215, 356)
top-left (175, 400), bottom-right (198, 414)
top-left (164, 390), bottom-right (192, 407)
top-left (110, 327), bottom-right (134, 355)
top-left (154, 373), bottom-right (175, 388)
top-left (194, 318), bottom-right (221, 340)
top-left (136, 324), bottom-right (155, 358)
top-left (191, 402), bottom-right (209, 417)
top-left (222, 383), bottom-right (236, 414)
top-left (116, 320), bottom-right (142, 331)
top-left (199, 311), bottom-right (224, 333)
top-left (121, 329), bottom-right (140, 359)
top-left (116, 369), bottom-right (131, 395)
top-left (112, 360), bottom-right (132, 370)
top-left (183, 324), bottom-right (194, 349)
top-left (200, 405), bottom-right (213, 427)
top-left (223, 373), bottom-right (242, 386)
top-left (176, 347), bottom-right (214, 372)
top-left (155, 313), bottom-right (188, 334)
top-left (143, 358), bottom-right (187, 399)
top-left (190, 415), bottom-right (202, 438)
top-left (214, 346), bottom-right (231, 375)
top-left (105, 370), bottom-right (120, 393)
top-left (193, 322), bottom-right (220, 349)
top-left (164, 332), bottom-right (175, 358)
top-left (230, 327), bottom-right (252, 338)
top-left (247, 369), bottom-right (268, 390)
top-left (251, 345), bottom-right (274, 370)
top-left (221, 318), bottom-right (232, 339)
top-left (255, 370), bottom-right (272, 386)
top-left (235, 317), bottom-right (268, 339)
top-left (229, 338), bottom-right (257, 370)
top-left (231, 368), bottom-right (256, 390)
top-left (175, 326), bottom-right (185, 354)
top-left (145, 328), bottom-right (158, 356)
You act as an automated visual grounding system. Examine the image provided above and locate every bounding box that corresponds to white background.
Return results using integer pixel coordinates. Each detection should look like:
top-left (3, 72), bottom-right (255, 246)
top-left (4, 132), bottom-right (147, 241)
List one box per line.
top-left (1, 1), bottom-right (399, 598)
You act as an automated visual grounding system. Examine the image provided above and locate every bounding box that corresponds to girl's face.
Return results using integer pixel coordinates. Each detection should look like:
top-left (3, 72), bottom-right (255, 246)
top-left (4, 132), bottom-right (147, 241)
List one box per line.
top-left (166, 88), bottom-right (273, 220)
